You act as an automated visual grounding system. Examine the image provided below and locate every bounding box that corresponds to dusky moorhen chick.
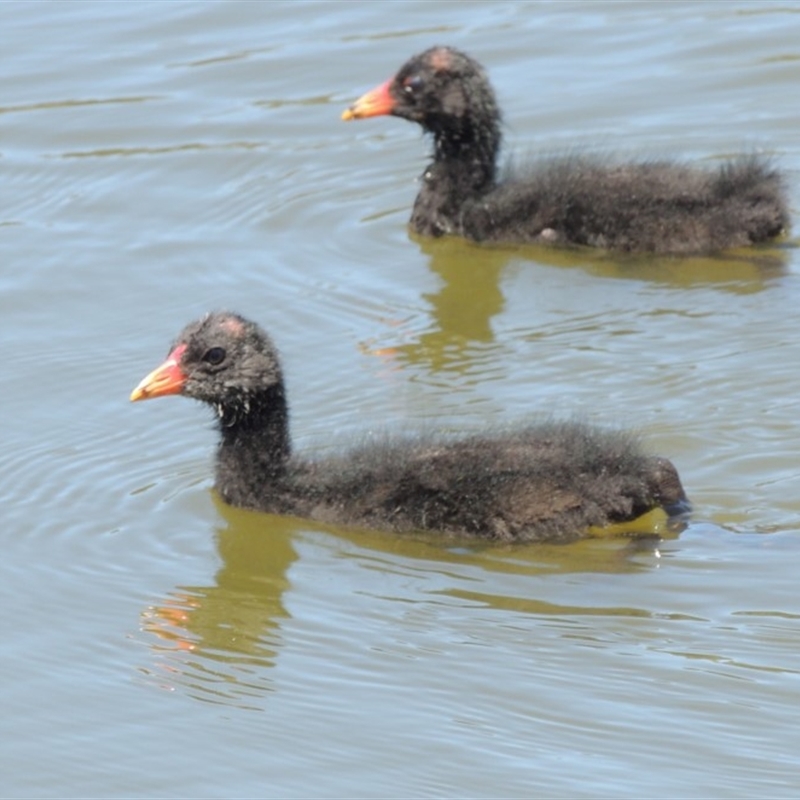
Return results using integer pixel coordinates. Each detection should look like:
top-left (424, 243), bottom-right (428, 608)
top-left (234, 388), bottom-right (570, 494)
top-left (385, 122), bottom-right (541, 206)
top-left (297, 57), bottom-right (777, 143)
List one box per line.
top-left (131, 312), bottom-right (689, 542)
top-left (342, 46), bottom-right (788, 255)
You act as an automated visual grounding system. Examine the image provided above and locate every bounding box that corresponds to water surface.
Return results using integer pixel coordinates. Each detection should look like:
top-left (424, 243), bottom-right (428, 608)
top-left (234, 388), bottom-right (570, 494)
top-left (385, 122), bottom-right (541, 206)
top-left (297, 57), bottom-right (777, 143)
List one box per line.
top-left (1, 2), bottom-right (799, 797)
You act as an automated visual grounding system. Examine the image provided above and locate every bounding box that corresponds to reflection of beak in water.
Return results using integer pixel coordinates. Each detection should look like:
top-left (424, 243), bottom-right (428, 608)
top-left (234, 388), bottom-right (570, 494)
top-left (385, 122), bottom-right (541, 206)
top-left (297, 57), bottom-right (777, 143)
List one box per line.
top-left (141, 591), bottom-right (201, 654)
top-left (137, 502), bottom-right (300, 706)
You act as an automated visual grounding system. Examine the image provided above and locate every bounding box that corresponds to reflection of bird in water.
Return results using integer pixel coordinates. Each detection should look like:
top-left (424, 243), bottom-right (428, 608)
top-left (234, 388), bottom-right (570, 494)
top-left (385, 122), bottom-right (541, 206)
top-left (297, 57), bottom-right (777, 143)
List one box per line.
top-left (131, 312), bottom-right (689, 543)
top-left (363, 228), bottom-right (788, 387)
top-left (343, 46), bottom-right (789, 254)
top-left (139, 505), bottom-right (299, 703)
top-left (363, 237), bottom-right (508, 378)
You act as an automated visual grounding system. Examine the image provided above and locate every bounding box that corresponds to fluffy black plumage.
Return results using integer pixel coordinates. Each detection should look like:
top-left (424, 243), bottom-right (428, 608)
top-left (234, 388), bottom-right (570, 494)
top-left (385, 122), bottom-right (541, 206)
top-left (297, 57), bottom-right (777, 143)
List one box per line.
top-left (343, 46), bottom-right (789, 254)
top-left (131, 312), bottom-right (689, 543)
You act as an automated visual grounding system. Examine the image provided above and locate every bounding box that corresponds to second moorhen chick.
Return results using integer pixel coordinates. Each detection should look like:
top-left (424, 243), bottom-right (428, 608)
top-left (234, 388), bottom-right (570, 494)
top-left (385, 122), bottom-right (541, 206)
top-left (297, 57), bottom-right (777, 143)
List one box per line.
top-left (342, 46), bottom-right (788, 254)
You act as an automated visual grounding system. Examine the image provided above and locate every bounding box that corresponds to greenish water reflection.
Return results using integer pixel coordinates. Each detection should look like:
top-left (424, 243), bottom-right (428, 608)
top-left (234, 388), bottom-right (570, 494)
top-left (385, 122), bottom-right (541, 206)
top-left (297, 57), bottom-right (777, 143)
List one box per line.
top-left (139, 493), bottom-right (685, 707)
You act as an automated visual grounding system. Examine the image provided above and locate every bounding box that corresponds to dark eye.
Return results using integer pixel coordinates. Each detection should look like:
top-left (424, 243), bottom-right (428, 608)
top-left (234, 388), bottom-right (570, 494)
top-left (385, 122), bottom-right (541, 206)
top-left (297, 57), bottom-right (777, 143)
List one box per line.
top-left (203, 346), bottom-right (226, 366)
top-left (403, 74), bottom-right (424, 95)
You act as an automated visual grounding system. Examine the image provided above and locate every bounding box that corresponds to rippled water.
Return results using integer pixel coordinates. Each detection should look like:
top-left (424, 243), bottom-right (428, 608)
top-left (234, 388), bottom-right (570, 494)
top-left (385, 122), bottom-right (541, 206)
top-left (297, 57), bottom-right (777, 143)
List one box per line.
top-left (1, 1), bottom-right (800, 797)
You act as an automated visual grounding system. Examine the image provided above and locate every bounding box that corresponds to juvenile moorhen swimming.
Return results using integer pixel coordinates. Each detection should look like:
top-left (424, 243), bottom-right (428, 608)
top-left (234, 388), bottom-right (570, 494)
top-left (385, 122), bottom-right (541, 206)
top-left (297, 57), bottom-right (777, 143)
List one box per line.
top-left (131, 312), bottom-right (689, 542)
top-left (342, 46), bottom-right (788, 254)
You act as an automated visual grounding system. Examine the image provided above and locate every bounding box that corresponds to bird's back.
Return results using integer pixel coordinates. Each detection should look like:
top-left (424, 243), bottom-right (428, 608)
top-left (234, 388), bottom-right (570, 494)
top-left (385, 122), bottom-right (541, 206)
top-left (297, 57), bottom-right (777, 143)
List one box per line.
top-left (281, 422), bottom-right (687, 542)
top-left (461, 156), bottom-right (787, 254)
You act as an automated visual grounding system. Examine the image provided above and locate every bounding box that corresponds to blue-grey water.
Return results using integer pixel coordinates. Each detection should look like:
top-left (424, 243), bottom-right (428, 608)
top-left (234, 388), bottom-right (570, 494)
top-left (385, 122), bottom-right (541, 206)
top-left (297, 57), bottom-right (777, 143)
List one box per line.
top-left (1, 1), bottom-right (800, 797)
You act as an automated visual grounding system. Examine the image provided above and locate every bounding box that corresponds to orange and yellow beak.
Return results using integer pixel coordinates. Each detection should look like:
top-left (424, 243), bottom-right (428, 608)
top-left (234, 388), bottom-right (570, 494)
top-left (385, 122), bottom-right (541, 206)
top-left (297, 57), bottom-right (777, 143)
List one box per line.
top-left (341, 78), bottom-right (395, 121)
top-left (130, 344), bottom-right (187, 402)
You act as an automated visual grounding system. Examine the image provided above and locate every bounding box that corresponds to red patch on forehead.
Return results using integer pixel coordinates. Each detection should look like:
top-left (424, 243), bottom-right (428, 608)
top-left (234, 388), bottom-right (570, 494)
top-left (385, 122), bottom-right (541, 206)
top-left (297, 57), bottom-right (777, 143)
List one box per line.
top-left (429, 48), bottom-right (452, 72)
top-left (168, 343), bottom-right (188, 362)
top-left (220, 317), bottom-right (246, 337)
